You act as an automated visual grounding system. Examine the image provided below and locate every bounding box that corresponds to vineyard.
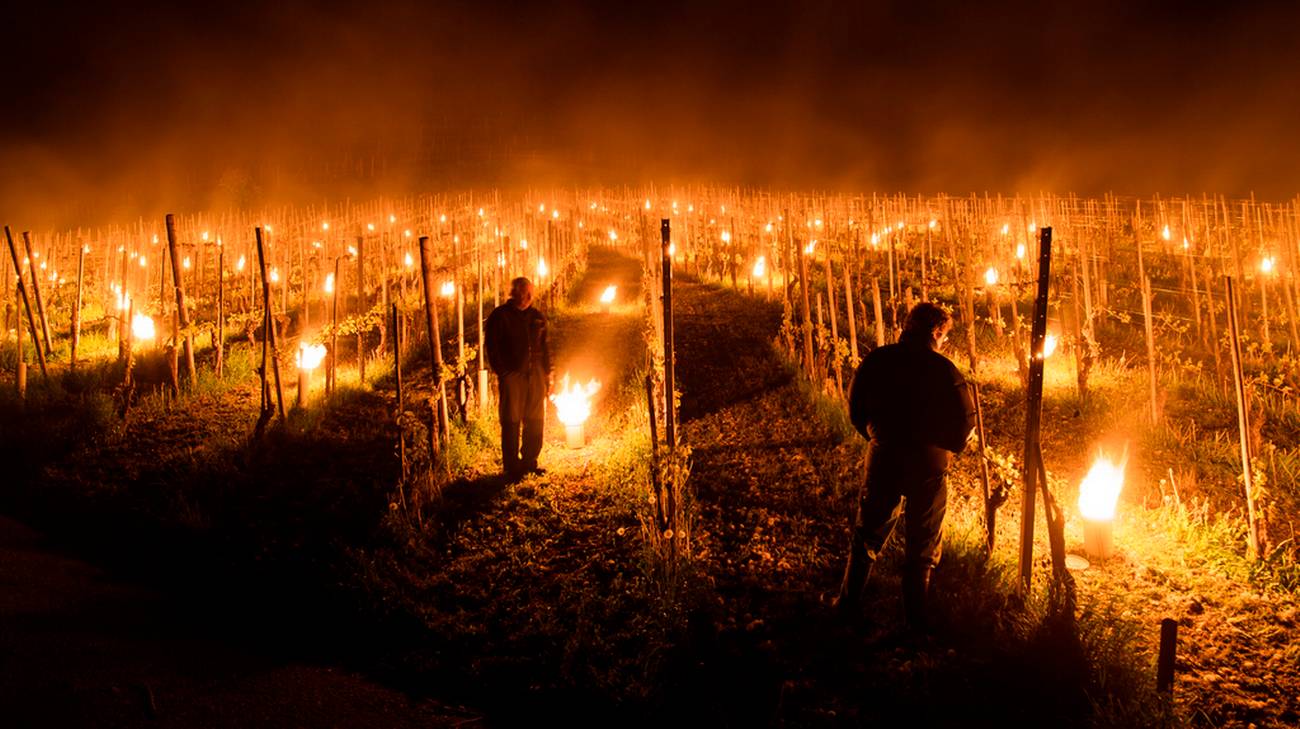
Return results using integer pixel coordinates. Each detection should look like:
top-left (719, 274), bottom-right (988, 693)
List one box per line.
top-left (3, 189), bottom-right (1300, 726)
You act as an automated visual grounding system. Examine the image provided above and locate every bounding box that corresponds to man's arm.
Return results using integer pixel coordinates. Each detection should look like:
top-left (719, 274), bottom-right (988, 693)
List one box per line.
top-left (847, 357), bottom-right (875, 438)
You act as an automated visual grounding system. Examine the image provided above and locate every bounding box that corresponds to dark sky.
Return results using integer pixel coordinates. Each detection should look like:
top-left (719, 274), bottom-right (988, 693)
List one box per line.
top-left (4, 0), bottom-right (1299, 223)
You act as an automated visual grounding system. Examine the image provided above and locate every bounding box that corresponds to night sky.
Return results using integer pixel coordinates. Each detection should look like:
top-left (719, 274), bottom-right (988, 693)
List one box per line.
top-left (4, 0), bottom-right (1299, 223)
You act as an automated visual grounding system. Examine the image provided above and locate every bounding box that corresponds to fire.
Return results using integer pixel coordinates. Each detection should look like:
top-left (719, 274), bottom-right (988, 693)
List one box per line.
top-left (608, 230), bottom-right (618, 241)
top-left (753, 256), bottom-right (766, 278)
top-left (440, 280), bottom-right (455, 298)
top-left (550, 373), bottom-right (601, 426)
top-left (131, 313), bottom-right (155, 341)
top-left (296, 342), bottom-right (327, 371)
top-left (236, 255), bottom-right (246, 272)
top-left (1016, 243), bottom-right (1027, 260)
top-left (804, 240), bottom-right (817, 254)
top-left (600, 285), bottom-right (617, 304)
top-left (1162, 224), bottom-right (1171, 241)
top-left (404, 251), bottom-right (414, 269)
top-left (1261, 256), bottom-right (1276, 274)
top-left (1078, 453), bottom-right (1125, 521)
top-left (182, 256), bottom-right (191, 270)
top-left (269, 267), bottom-right (280, 284)
top-left (1041, 333), bottom-right (1058, 358)
top-left (984, 267), bottom-right (998, 286)
top-left (537, 256), bottom-right (549, 278)
top-left (324, 273), bottom-right (334, 294)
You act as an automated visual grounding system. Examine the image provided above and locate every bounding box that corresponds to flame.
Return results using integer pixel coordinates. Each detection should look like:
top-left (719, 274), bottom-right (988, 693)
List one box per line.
top-left (324, 273), bottom-right (334, 294)
top-left (984, 267), bottom-right (999, 286)
top-left (520, 239), bottom-right (528, 250)
top-left (139, 256), bottom-right (148, 268)
top-left (550, 373), bottom-right (601, 426)
top-left (929, 219), bottom-right (937, 229)
top-left (440, 280), bottom-right (455, 297)
top-left (537, 256), bottom-right (549, 278)
top-left (608, 230), bottom-right (618, 241)
top-left (322, 222), bottom-right (329, 231)
top-left (1041, 333), bottom-right (1058, 358)
top-left (1001, 223), bottom-right (1010, 235)
top-left (1016, 243), bottom-right (1027, 259)
top-left (765, 222), bottom-right (773, 233)
top-left (667, 242), bottom-right (676, 257)
top-left (404, 251), bottom-right (414, 269)
top-left (236, 255), bottom-right (246, 272)
top-left (182, 256), bottom-right (191, 270)
top-left (600, 285), bottom-right (617, 304)
top-left (720, 231), bottom-right (731, 243)
top-left (1078, 453), bottom-right (1126, 521)
top-left (131, 313), bottom-right (155, 341)
top-left (1162, 224), bottom-right (1171, 241)
top-left (552, 209), bottom-right (560, 219)
top-left (1261, 256), bottom-right (1276, 274)
top-left (201, 231), bottom-right (210, 242)
top-left (404, 229), bottom-right (412, 238)
top-left (269, 267), bottom-right (280, 284)
top-left (753, 256), bottom-right (767, 278)
top-left (804, 240), bottom-right (817, 254)
top-left (296, 342), bottom-right (327, 371)
top-left (390, 214), bottom-right (397, 223)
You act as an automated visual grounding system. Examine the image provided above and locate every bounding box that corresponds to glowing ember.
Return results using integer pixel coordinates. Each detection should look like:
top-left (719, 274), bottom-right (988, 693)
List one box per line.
top-left (1001, 223), bottom-right (1010, 235)
top-left (550, 373), bottom-right (601, 426)
top-left (131, 313), bottom-right (155, 341)
top-left (322, 222), bottom-right (329, 231)
top-left (296, 342), bottom-right (327, 371)
top-left (600, 285), bottom-right (617, 304)
top-left (440, 280), bottom-right (455, 297)
top-left (753, 256), bottom-right (767, 278)
top-left (984, 267), bottom-right (999, 286)
top-left (1078, 453), bottom-right (1125, 521)
top-left (139, 256), bottom-right (148, 268)
top-left (929, 219), bottom-right (938, 229)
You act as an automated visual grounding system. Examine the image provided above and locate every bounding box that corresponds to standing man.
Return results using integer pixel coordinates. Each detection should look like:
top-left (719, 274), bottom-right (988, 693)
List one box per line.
top-left (835, 302), bottom-right (976, 631)
top-left (486, 276), bottom-right (553, 480)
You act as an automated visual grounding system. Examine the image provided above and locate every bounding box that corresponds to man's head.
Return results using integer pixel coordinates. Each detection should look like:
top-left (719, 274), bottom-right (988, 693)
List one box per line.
top-left (509, 277), bottom-right (535, 310)
top-left (902, 302), bottom-right (952, 350)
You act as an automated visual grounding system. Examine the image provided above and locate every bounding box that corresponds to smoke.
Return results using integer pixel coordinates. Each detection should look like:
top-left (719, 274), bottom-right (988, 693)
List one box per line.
top-left (3, 0), bottom-right (1299, 228)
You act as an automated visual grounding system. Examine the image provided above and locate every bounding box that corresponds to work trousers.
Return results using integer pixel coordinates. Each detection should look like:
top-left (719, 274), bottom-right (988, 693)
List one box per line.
top-left (846, 441), bottom-right (949, 576)
top-left (498, 367), bottom-right (547, 474)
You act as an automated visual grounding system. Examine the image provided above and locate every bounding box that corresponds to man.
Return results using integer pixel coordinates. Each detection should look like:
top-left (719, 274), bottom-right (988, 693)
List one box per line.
top-left (835, 302), bottom-right (976, 631)
top-left (485, 277), bottom-right (553, 480)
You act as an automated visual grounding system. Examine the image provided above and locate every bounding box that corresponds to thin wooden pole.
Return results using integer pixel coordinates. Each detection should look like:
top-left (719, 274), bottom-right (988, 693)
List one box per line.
top-left (972, 382), bottom-right (995, 555)
top-left (255, 227), bottom-right (286, 421)
top-left (1018, 227), bottom-right (1053, 592)
top-left (165, 214), bottom-right (197, 386)
top-left (3, 226), bottom-right (45, 377)
top-left (661, 219), bottom-right (676, 449)
top-left (71, 241), bottom-right (84, 370)
top-left (418, 236), bottom-right (449, 451)
top-left (1225, 276), bottom-right (1260, 559)
top-left (20, 232), bottom-right (53, 354)
top-left (216, 246), bottom-right (225, 379)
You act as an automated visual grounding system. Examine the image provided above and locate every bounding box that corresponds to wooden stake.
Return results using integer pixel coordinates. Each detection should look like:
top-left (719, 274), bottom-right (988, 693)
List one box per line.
top-left (972, 382), bottom-right (995, 555)
top-left (20, 232), bottom-right (53, 354)
top-left (72, 241), bottom-right (84, 370)
top-left (1018, 227), bottom-right (1053, 592)
top-left (1157, 618), bottom-right (1178, 694)
top-left (165, 215), bottom-right (197, 386)
top-left (843, 263), bottom-right (859, 365)
top-left (1224, 276), bottom-right (1260, 559)
top-left (417, 236), bottom-right (449, 451)
top-left (871, 276), bottom-right (885, 348)
top-left (216, 246), bottom-right (225, 379)
top-left (661, 219), bottom-right (676, 449)
top-left (255, 227), bottom-right (286, 421)
top-left (3, 226), bottom-right (45, 377)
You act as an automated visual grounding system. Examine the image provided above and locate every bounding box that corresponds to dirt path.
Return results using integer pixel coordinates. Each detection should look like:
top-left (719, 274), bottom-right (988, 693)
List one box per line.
top-left (0, 515), bottom-right (474, 728)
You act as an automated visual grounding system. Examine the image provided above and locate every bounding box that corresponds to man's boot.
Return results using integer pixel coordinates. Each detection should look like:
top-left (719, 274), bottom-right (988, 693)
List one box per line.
top-left (902, 566), bottom-right (933, 633)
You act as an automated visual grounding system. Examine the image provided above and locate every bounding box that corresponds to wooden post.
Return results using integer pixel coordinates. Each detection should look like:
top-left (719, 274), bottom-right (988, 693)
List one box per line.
top-left (255, 227), bottom-right (286, 421)
top-left (1225, 276), bottom-right (1260, 559)
top-left (165, 214), bottom-right (197, 386)
top-left (1018, 227), bottom-right (1053, 592)
top-left (871, 277), bottom-right (885, 347)
top-left (15, 277), bottom-right (26, 397)
top-left (646, 373), bottom-right (665, 529)
top-left (1141, 273), bottom-right (1160, 423)
top-left (843, 264), bottom-right (859, 365)
top-left (3, 226), bottom-right (45, 377)
top-left (797, 236), bottom-right (815, 379)
top-left (329, 257), bottom-right (341, 394)
top-left (215, 245), bottom-right (225, 379)
top-left (972, 382), bottom-right (995, 555)
top-left (661, 219), bottom-right (676, 449)
top-left (20, 232), bottom-right (53, 354)
top-left (1157, 618), bottom-right (1178, 694)
top-left (418, 236), bottom-right (449, 451)
top-left (393, 301), bottom-right (408, 513)
top-left (356, 234), bottom-right (366, 384)
top-left (71, 241), bottom-right (84, 370)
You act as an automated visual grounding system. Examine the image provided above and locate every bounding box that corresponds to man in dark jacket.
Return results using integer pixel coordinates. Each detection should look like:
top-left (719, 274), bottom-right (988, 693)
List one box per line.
top-left (485, 277), bottom-right (553, 480)
top-left (835, 302), bottom-right (976, 631)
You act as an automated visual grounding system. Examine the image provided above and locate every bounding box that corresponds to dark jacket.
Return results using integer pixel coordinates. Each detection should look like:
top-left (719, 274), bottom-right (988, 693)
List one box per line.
top-left (485, 303), bottom-right (551, 376)
top-left (848, 331), bottom-right (976, 454)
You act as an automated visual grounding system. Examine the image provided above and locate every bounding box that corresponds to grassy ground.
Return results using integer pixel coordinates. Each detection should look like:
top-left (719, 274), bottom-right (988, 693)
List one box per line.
top-left (2, 246), bottom-right (1298, 726)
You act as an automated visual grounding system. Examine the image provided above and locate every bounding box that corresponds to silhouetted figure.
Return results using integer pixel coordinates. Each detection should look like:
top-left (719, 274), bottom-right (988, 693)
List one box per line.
top-left (835, 302), bottom-right (976, 631)
top-left (485, 277), bottom-right (553, 480)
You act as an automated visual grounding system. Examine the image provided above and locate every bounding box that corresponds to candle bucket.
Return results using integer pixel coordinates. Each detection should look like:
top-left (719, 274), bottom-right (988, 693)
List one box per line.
top-left (565, 423), bottom-right (584, 449)
top-left (1082, 517), bottom-right (1114, 560)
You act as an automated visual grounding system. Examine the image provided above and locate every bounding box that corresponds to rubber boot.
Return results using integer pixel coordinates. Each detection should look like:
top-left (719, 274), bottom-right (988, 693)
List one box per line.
top-left (902, 566), bottom-right (933, 633)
